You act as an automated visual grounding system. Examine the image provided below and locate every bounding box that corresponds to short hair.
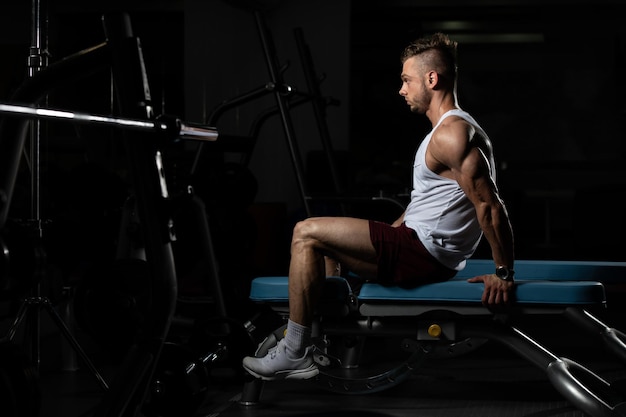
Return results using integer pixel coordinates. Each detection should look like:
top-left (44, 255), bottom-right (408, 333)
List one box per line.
top-left (400, 32), bottom-right (458, 82)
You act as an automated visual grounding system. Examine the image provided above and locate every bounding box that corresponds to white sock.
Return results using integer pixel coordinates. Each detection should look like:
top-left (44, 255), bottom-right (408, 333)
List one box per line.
top-left (284, 319), bottom-right (311, 359)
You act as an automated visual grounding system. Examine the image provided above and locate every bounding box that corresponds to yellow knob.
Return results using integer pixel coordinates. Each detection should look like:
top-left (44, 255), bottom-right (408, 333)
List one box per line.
top-left (428, 324), bottom-right (442, 338)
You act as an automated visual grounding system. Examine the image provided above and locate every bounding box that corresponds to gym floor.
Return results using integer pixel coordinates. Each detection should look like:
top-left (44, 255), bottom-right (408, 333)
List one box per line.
top-left (16, 301), bottom-right (626, 417)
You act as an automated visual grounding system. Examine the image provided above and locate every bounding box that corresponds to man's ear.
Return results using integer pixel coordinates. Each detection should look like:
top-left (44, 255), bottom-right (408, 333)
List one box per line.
top-left (427, 71), bottom-right (438, 86)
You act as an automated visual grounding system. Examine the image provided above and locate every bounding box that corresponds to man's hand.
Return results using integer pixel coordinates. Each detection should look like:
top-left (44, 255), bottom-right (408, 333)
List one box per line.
top-left (467, 274), bottom-right (514, 305)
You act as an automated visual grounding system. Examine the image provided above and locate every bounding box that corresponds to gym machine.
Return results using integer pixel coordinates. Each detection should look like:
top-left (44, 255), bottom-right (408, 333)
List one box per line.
top-left (0, 11), bottom-right (217, 417)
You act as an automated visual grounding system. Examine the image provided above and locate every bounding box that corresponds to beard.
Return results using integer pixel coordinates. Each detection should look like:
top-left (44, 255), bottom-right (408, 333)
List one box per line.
top-left (408, 86), bottom-right (430, 114)
top-left (409, 98), bottom-right (427, 114)
top-left (407, 85), bottom-right (432, 114)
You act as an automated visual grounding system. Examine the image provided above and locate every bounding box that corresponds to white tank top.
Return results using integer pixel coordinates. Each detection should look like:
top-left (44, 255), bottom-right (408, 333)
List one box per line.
top-left (404, 109), bottom-right (495, 271)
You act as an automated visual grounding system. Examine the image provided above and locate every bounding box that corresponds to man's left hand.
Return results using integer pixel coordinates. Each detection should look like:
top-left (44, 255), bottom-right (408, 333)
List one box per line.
top-left (467, 274), bottom-right (514, 305)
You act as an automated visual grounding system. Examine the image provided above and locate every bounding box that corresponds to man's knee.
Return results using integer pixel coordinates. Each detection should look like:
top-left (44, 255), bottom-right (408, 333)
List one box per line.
top-left (292, 218), bottom-right (319, 241)
top-left (291, 218), bottom-right (326, 254)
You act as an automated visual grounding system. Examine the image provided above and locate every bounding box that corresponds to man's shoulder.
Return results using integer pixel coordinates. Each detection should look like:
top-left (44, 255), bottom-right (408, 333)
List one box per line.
top-left (438, 113), bottom-right (472, 128)
top-left (433, 116), bottom-right (473, 144)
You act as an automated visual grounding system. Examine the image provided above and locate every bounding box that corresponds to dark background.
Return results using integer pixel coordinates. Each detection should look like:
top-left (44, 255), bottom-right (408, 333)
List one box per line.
top-left (1, 0), bottom-right (626, 292)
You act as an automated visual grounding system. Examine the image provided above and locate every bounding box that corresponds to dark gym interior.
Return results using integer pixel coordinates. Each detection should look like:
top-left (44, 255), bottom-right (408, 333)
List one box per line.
top-left (1, 1), bottom-right (626, 416)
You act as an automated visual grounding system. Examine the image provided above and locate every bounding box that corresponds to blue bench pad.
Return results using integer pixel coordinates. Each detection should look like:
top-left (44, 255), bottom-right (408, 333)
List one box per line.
top-left (358, 279), bottom-right (605, 305)
top-left (250, 276), bottom-right (606, 306)
top-left (249, 276), bottom-right (350, 303)
top-left (249, 260), bottom-right (625, 307)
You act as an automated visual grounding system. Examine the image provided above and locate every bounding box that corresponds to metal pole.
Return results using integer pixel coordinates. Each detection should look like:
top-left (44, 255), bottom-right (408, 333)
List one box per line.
top-left (254, 10), bottom-right (312, 217)
top-left (26, 0), bottom-right (48, 371)
top-left (28, 0), bottom-right (48, 231)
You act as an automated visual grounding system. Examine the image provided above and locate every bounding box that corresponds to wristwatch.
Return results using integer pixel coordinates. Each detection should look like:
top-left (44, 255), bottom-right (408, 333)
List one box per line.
top-left (495, 266), bottom-right (515, 281)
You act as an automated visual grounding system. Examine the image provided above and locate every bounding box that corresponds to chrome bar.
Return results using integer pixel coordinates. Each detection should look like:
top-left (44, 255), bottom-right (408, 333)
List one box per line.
top-left (0, 102), bottom-right (218, 142)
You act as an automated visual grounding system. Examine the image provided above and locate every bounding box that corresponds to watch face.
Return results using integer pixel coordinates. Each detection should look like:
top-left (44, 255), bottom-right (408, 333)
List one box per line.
top-left (496, 266), bottom-right (511, 280)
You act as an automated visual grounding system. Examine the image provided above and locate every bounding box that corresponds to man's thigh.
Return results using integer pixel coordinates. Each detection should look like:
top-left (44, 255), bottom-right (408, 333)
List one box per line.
top-left (300, 217), bottom-right (377, 275)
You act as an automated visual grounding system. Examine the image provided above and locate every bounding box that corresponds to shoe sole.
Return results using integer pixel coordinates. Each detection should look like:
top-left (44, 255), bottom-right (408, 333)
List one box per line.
top-left (243, 364), bottom-right (319, 381)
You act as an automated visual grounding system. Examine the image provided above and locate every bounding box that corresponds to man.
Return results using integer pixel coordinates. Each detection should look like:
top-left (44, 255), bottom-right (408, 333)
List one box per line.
top-left (242, 32), bottom-right (515, 380)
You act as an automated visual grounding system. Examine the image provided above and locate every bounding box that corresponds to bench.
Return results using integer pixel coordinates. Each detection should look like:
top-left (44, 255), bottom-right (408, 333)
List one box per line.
top-left (242, 259), bottom-right (626, 417)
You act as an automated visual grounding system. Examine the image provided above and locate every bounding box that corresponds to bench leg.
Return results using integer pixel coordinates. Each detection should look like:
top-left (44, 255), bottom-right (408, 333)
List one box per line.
top-left (464, 319), bottom-right (626, 417)
top-left (239, 374), bottom-right (264, 406)
top-left (564, 308), bottom-right (626, 364)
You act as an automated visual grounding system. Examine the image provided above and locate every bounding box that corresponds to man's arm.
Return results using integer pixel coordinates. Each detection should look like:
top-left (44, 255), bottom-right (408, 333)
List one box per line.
top-left (429, 119), bottom-right (515, 305)
top-left (463, 164), bottom-right (515, 305)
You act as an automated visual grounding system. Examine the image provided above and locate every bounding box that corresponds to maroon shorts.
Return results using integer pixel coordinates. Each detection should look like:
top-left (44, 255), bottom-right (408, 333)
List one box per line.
top-left (369, 220), bottom-right (456, 287)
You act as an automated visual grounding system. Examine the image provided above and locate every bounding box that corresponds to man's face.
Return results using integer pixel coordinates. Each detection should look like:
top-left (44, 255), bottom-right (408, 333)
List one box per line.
top-left (399, 56), bottom-right (430, 114)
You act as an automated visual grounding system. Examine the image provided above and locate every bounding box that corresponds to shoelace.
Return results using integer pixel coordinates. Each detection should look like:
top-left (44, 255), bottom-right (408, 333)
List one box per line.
top-left (266, 342), bottom-right (282, 359)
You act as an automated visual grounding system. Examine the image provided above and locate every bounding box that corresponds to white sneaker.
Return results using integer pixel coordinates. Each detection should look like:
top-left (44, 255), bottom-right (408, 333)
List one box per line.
top-left (242, 339), bottom-right (319, 381)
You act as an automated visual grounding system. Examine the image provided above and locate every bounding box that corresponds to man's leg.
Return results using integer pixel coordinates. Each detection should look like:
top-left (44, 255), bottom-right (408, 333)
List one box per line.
top-left (288, 217), bottom-right (377, 326)
top-left (325, 256), bottom-right (340, 277)
top-left (243, 217), bottom-right (378, 380)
